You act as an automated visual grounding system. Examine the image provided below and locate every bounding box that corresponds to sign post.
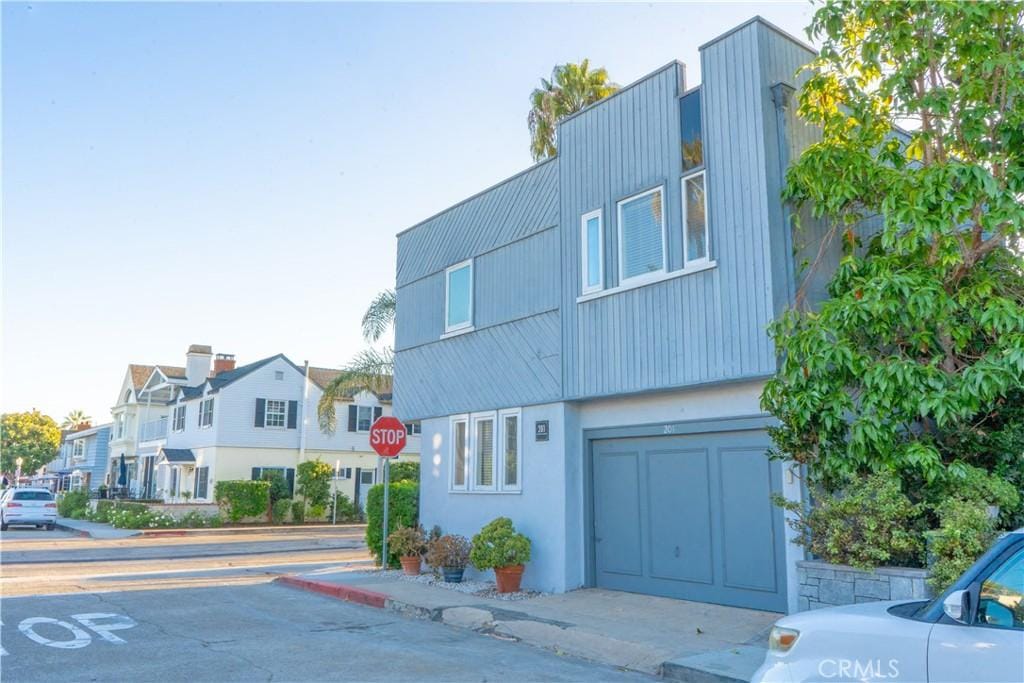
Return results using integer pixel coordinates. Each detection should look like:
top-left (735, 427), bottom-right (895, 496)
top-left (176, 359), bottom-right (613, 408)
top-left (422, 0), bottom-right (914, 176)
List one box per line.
top-left (369, 416), bottom-right (407, 567)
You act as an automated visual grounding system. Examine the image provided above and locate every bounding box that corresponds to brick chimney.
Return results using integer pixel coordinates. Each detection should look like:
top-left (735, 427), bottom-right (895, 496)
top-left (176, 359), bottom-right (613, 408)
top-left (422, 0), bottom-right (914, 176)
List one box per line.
top-left (213, 353), bottom-right (236, 375)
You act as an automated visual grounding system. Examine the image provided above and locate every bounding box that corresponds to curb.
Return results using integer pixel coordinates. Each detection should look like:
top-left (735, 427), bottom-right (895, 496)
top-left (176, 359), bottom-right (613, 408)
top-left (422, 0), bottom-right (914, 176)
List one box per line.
top-left (55, 522), bottom-right (141, 539)
top-left (276, 576), bottom-right (390, 609)
top-left (139, 524), bottom-right (366, 537)
top-left (55, 523), bottom-right (92, 538)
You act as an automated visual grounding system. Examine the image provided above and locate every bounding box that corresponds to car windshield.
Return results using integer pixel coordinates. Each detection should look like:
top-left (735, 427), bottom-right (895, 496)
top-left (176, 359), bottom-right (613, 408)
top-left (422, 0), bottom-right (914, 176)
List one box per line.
top-left (12, 491), bottom-right (54, 501)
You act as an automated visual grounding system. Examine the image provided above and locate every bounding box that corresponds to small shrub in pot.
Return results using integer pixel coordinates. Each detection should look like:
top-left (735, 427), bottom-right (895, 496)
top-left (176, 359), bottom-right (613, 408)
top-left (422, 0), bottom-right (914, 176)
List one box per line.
top-left (425, 534), bottom-right (472, 583)
top-left (388, 525), bottom-right (427, 575)
top-left (470, 517), bottom-right (532, 593)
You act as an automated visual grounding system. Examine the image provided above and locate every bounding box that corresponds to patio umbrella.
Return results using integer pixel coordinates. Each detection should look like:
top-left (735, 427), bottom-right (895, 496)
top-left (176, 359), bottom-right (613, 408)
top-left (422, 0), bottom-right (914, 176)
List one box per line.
top-left (117, 454), bottom-right (128, 487)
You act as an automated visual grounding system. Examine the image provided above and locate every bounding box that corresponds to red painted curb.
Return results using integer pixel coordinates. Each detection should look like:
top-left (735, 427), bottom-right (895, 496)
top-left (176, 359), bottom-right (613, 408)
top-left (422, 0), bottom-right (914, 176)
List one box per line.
top-left (276, 575), bottom-right (388, 609)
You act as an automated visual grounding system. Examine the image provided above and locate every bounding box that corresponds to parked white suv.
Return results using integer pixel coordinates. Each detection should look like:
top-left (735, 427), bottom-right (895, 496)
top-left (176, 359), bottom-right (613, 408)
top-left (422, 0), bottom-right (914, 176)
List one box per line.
top-left (0, 488), bottom-right (58, 531)
top-left (753, 529), bottom-right (1024, 682)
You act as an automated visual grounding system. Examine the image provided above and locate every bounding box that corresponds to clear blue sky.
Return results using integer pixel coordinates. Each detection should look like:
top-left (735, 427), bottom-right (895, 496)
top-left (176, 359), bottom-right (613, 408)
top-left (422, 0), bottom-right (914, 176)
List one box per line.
top-left (2, 1), bottom-right (815, 423)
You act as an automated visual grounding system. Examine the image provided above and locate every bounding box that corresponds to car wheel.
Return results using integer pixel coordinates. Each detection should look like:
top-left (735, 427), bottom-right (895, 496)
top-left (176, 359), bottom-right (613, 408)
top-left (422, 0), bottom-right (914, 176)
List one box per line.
top-left (1, 523), bottom-right (7, 531)
top-left (46, 523), bottom-right (56, 531)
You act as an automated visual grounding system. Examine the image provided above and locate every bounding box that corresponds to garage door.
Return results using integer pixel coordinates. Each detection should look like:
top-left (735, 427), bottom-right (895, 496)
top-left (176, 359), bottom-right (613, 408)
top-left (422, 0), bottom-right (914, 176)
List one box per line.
top-left (590, 430), bottom-right (787, 612)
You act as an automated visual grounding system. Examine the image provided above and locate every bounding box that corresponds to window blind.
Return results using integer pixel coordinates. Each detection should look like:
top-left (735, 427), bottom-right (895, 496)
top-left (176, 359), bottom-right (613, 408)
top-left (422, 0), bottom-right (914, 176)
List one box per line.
top-left (476, 419), bottom-right (494, 487)
top-left (620, 190), bottom-right (664, 280)
top-left (504, 415), bottom-right (518, 487)
top-left (453, 421), bottom-right (467, 487)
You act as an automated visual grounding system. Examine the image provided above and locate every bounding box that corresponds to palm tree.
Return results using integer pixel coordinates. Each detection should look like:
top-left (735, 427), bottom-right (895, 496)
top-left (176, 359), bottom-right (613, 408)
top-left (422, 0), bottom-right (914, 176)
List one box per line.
top-left (62, 410), bottom-right (91, 431)
top-left (317, 290), bottom-right (396, 434)
top-left (528, 60), bottom-right (618, 161)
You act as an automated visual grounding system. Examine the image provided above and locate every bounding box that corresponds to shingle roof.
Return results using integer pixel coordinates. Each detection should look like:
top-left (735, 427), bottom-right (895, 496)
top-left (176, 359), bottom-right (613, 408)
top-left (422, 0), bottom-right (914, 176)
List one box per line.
top-left (306, 366), bottom-right (393, 401)
top-left (128, 364), bottom-right (187, 390)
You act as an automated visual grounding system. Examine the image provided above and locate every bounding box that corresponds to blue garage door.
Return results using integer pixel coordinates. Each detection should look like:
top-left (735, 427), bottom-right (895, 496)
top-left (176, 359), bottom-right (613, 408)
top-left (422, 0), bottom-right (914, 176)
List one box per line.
top-left (591, 429), bottom-right (787, 612)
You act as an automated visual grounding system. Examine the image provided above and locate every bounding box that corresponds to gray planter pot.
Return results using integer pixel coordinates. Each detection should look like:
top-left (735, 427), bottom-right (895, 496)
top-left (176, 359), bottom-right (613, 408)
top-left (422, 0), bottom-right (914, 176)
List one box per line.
top-left (442, 566), bottom-right (465, 583)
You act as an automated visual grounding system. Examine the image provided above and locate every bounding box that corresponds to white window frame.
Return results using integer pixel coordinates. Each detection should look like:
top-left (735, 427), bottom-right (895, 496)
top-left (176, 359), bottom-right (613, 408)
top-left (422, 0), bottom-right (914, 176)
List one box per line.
top-left (616, 185), bottom-right (667, 286)
top-left (449, 415), bottom-right (469, 491)
top-left (200, 398), bottom-right (214, 429)
top-left (264, 399), bottom-right (287, 429)
top-left (681, 170), bottom-right (710, 265)
top-left (449, 408), bottom-right (522, 495)
top-left (355, 405), bottom-right (373, 432)
top-left (498, 408), bottom-right (522, 492)
top-left (444, 259), bottom-right (474, 334)
top-left (580, 209), bottom-right (604, 295)
top-left (172, 405), bottom-right (186, 432)
top-left (472, 411), bottom-right (498, 492)
top-left (72, 440), bottom-right (86, 461)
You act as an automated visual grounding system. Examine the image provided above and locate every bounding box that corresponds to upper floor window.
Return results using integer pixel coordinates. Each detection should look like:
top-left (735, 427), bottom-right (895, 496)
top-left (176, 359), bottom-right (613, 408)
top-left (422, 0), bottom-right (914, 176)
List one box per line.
top-left (445, 260), bottom-right (473, 333)
top-left (172, 405), bottom-right (186, 432)
top-left (199, 398), bottom-right (214, 428)
top-left (72, 440), bottom-right (86, 461)
top-left (581, 209), bottom-right (604, 294)
top-left (683, 172), bottom-right (708, 263)
top-left (265, 399), bottom-right (287, 428)
top-left (274, 371), bottom-right (284, 380)
top-left (115, 414), bottom-right (127, 439)
top-left (450, 408), bottom-right (521, 494)
top-left (618, 187), bottom-right (665, 283)
top-left (347, 404), bottom-right (382, 432)
top-left (680, 88), bottom-right (703, 172)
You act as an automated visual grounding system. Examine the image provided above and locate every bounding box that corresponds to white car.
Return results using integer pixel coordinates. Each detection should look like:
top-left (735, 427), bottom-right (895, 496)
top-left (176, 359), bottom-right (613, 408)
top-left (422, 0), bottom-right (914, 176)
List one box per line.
top-left (0, 487), bottom-right (59, 530)
top-left (753, 529), bottom-right (1024, 682)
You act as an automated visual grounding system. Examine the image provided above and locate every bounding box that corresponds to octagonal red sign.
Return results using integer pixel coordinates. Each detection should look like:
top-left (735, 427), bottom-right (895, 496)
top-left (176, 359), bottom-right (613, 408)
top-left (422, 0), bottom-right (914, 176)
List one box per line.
top-left (369, 416), bottom-right (407, 458)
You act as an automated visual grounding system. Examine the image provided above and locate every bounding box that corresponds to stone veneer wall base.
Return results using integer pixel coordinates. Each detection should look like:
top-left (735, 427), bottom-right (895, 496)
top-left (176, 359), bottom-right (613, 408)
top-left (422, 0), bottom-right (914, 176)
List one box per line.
top-left (797, 560), bottom-right (931, 611)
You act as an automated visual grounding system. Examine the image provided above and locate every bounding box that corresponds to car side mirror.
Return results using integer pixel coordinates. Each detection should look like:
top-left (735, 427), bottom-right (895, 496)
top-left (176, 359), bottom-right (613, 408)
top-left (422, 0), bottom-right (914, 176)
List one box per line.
top-left (942, 589), bottom-right (971, 624)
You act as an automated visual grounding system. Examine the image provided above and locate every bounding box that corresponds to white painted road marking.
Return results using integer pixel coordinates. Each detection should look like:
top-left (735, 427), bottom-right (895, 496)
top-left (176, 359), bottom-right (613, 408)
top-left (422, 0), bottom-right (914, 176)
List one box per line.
top-left (3, 613), bottom-right (137, 652)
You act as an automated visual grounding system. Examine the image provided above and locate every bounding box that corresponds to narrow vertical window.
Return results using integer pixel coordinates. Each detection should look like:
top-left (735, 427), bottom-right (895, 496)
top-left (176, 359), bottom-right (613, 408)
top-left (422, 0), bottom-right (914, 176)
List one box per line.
top-left (475, 416), bottom-right (494, 489)
top-left (683, 172), bottom-right (708, 262)
top-left (451, 418), bottom-right (467, 490)
top-left (502, 413), bottom-right (519, 490)
top-left (680, 88), bottom-right (703, 171)
top-left (618, 187), bottom-right (666, 283)
top-left (581, 209), bottom-right (604, 294)
top-left (445, 260), bottom-right (473, 333)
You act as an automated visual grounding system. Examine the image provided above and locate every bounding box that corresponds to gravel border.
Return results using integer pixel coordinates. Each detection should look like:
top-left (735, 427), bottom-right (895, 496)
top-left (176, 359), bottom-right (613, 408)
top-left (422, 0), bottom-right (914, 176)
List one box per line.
top-left (371, 568), bottom-right (544, 601)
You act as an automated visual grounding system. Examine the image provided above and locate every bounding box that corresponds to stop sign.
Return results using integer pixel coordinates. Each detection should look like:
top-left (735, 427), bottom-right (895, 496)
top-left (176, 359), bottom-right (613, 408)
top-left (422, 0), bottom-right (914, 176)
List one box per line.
top-left (369, 416), bottom-right (407, 458)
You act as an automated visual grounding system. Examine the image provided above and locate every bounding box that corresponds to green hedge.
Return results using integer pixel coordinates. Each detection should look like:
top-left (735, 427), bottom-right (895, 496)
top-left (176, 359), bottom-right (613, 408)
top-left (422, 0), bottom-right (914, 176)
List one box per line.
top-left (365, 480), bottom-right (419, 567)
top-left (214, 480), bottom-right (270, 522)
top-left (389, 461), bottom-right (419, 483)
top-left (57, 489), bottom-right (90, 518)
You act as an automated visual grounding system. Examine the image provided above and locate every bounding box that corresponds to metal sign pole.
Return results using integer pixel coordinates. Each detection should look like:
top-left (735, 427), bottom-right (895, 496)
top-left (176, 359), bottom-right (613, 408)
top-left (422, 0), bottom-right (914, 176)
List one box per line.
top-left (381, 458), bottom-right (391, 567)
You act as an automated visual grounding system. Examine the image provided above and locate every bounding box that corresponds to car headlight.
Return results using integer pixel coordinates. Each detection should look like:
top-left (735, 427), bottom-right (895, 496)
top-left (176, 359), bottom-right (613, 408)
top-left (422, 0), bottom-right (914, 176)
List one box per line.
top-left (768, 626), bottom-right (800, 653)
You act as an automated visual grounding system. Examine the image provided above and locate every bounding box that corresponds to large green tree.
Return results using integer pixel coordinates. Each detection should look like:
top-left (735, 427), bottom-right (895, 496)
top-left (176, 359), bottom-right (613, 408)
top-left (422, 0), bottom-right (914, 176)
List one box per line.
top-left (762, 2), bottom-right (1024, 492)
top-left (528, 60), bottom-right (618, 161)
top-left (317, 289), bottom-right (395, 434)
top-left (1, 410), bottom-right (62, 476)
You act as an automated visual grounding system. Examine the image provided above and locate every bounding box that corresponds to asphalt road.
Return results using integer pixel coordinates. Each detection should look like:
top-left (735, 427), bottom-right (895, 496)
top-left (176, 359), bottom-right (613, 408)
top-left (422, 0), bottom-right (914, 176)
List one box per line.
top-left (1, 528), bottom-right (650, 682)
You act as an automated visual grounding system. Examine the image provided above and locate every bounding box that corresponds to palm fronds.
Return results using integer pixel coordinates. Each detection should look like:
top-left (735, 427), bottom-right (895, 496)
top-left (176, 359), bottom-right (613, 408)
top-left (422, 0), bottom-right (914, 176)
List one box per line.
top-left (361, 289), bottom-right (396, 343)
top-left (528, 60), bottom-right (619, 161)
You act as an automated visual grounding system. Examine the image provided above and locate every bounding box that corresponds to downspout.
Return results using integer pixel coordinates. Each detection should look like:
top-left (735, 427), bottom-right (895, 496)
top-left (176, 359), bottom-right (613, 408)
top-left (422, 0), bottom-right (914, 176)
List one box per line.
top-left (298, 360), bottom-right (310, 464)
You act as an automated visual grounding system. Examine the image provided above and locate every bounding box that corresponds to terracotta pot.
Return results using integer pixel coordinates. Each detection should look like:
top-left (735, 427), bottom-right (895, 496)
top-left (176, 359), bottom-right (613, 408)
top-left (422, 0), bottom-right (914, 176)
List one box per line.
top-left (400, 555), bottom-right (422, 576)
top-left (494, 564), bottom-right (525, 593)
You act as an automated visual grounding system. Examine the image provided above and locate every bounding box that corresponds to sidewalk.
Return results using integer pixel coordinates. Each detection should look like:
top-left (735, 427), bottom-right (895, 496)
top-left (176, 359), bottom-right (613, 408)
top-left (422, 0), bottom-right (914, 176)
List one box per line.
top-left (277, 569), bottom-right (778, 682)
top-left (56, 517), bottom-right (140, 539)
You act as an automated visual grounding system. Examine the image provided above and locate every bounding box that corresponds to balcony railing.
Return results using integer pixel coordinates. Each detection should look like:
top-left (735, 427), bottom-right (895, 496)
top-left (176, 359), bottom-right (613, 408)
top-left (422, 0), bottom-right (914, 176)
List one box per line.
top-left (139, 418), bottom-right (168, 442)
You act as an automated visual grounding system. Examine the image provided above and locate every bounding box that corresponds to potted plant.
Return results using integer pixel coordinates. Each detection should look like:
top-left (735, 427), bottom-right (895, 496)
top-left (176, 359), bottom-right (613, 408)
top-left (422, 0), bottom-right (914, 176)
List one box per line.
top-left (470, 517), bottom-right (531, 593)
top-left (388, 525), bottom-right (427, 575)
top-left (425, 533), bottom-right (472, 583)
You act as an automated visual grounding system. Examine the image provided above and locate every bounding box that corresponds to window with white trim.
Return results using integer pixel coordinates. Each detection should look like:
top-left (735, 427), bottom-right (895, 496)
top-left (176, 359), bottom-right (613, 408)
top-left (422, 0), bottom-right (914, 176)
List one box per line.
top-left (581, 209), bottom-right (604, 294)
top-left (617, 187), bottom-right (665, 283)
top-left (172, 405), bottom-right (186, 432)
top-left (683, 171), bottom-right (708, 263)
top-left (356, 406), bottom-right (373, 432)
top-left (449, 409), bottom-right (521, 493)
top-left (72, 440), bottom-right (86, 461)
top-left (265, 399), bottom-right (287, 428)
top-left (444, 260), bottom-right (473, 333)
top-left (200, 398), bottom-right (214, 428)
top-left (404, 422), bottom-right (422, 436)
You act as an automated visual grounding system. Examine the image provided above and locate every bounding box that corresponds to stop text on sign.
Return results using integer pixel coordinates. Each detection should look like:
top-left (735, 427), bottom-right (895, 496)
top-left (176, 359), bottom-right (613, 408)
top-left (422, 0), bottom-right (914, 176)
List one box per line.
top-left (369, 416), bottom-right (407, 457)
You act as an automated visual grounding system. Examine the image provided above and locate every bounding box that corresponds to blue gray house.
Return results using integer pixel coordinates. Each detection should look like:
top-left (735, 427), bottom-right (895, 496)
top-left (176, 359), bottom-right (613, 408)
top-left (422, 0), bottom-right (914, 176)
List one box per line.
top-left (394, 17), bottom-right (823, 613)
top-left (50, 423), bottom-right (112, 493)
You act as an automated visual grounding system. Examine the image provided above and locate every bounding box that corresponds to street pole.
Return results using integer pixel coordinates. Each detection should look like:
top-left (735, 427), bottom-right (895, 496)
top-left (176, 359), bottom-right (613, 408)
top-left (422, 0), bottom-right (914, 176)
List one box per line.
top-left (332, 459), bottom-right (340, 525)
top-left (380, 457), bottom-right (390, 568)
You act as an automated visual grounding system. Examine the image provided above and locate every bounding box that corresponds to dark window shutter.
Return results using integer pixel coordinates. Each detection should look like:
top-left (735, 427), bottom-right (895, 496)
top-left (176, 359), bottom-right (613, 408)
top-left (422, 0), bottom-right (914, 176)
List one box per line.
top-left (255, 399), bottom-right (266, 428)
top-left (347, 405), bottom-right (357, 432)
top-left (373, 406), bottom-right (383, 422)
top-left (251, 467), bottom-right (261, 481)
top-left (199, 403), bottom-right (203, 427)
top-left (287, 400), bottom-right (298, 429)
top-left (286, 468), bottom-right (295, 497)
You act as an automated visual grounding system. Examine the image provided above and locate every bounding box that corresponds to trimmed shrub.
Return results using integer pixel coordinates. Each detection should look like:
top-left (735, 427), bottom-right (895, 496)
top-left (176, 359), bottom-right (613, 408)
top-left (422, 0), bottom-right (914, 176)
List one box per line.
top-left (58, 489), bottom-right (89, 518)
top-left (776, 475), bottom-right (924, 570)
top-left (470, 517), bottom-right (532, 570)
top-left (214, 480), bottom-right (270, 522)
top-left (389, 461), bottom-right (419, 483)
top-left (365, 480), bottom-right (419, 567)
top-left (297, 460), bottom-right (332, 509)
top-left (291, 499), bottom-right (305, 524)
top-left (90, 500), bottom-right (115, 523)
top-left (332, 492), bottom-right (361, 523)
top-left (272, 498), bottom-right (291, 525)
top-left (928, 499), bottom-right (998, 593)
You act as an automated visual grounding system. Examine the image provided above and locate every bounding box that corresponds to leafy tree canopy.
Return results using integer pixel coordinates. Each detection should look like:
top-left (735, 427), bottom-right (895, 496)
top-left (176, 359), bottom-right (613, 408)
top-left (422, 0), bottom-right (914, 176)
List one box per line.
top-left (1, 411), bottom-right (62, 476)
top-left (762, 1), bottom-right (1024, 493)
